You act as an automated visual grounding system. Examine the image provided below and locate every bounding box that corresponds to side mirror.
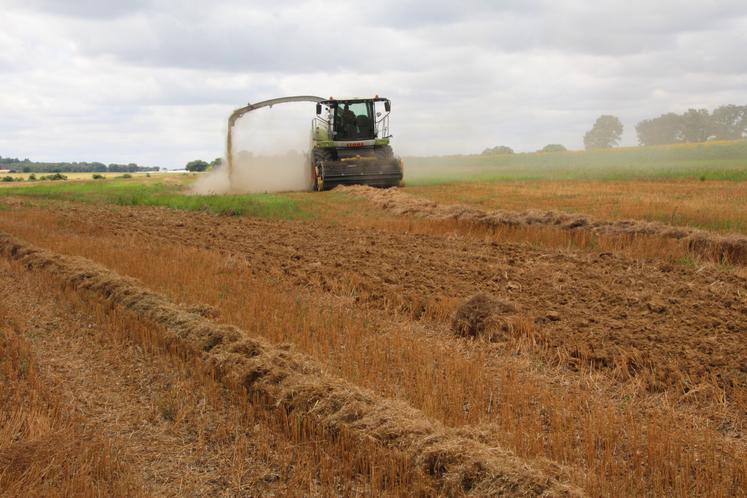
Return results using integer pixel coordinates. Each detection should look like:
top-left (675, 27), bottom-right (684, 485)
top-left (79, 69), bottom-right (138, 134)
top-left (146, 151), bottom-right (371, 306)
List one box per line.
top-left (316, 103), bottom-right (322, 115)
top-left (384, 101), bottom-right (391, 112)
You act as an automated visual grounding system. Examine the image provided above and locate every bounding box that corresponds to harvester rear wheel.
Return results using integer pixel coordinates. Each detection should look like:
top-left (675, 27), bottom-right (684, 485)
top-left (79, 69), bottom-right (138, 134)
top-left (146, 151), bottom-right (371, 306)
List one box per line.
top-left (311, 148), bottom-right (333, 191)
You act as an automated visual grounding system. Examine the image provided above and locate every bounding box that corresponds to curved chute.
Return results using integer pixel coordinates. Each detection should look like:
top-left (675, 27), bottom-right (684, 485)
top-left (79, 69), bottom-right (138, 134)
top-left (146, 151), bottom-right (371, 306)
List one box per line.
top-left (226, 95), bottom-right (324, 181)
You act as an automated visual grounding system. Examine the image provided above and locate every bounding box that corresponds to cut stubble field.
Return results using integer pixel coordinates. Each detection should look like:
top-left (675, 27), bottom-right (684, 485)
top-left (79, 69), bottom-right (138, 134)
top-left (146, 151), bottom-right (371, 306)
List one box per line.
top-left (1, 165), bottom-right (746, 496)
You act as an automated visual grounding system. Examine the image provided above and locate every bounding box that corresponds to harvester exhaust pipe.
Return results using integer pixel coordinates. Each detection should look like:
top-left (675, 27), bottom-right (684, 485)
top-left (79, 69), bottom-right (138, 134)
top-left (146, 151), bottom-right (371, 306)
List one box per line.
top-left (225, 96), bottom-right (323, 184)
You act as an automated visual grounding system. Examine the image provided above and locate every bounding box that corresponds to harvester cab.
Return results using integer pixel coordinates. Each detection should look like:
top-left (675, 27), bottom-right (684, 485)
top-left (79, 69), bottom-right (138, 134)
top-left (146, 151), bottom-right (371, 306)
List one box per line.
top-left (310, 97), bottom-right (403, 191)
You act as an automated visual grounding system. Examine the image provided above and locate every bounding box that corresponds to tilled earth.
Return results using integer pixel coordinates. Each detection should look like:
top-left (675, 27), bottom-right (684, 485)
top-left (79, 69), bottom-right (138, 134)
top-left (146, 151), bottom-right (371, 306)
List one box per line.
top-left (22, 200), bottom-right (747, 405)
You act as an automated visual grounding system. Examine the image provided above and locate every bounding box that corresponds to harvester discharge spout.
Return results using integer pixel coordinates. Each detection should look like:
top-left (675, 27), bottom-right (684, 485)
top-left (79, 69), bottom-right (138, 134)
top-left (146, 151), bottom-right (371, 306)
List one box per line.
top-left (226, 95), bottom-right (324, 183)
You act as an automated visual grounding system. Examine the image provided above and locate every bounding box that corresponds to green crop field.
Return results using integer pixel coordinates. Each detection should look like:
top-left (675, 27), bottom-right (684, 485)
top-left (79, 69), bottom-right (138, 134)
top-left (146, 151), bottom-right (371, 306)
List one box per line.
top-left (403, 140), bottom-right (747, 184)
top-left (1, 139), bottom-right (745, 226)
top-left (0, 176), bottom-right (306, 220)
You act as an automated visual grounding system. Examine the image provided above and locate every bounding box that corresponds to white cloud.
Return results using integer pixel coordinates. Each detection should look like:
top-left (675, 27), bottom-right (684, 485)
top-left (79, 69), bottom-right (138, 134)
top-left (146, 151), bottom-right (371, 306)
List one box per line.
top-left (0, 0), bottom-right (745, 167)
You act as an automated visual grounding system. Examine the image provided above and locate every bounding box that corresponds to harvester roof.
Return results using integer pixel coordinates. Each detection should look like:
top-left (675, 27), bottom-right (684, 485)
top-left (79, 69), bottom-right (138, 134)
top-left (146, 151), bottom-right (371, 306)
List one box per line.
top-left (319, 97), bottom-right (390, 105)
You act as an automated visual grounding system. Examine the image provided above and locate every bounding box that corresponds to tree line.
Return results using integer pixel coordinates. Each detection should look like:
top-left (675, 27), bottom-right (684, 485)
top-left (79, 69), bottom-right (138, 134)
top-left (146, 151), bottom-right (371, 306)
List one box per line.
top-left (481, 144), bottom-right (568, 155)
top-left (185, 158), bottom-right (222, 171)
top-left (485, 104), bottom-right (746, 153)
top-left (635, 105), bottom-right (746, 146)
top-left (0, 156), bottom-right (160, 173)
top-left (583, 105), bottom-right (745, 150)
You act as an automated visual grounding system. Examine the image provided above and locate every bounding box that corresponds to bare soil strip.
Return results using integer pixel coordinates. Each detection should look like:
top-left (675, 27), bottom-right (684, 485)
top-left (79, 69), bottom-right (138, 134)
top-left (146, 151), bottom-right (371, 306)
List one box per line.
top-left (0, 232), bottom-right (582, 497)
top-left (344, 185), bottom-right (747, 264)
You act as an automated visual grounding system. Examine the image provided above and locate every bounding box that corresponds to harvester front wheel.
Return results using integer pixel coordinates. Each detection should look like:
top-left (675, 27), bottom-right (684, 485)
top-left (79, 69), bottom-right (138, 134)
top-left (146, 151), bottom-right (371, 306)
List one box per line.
top-left (375, 145), bottom-right (394, 159)
top-left (311, 148), bottom-right (333, 191)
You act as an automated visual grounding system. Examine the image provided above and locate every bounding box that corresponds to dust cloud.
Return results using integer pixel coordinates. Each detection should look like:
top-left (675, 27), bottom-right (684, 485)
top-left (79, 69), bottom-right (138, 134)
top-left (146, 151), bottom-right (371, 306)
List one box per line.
top-left (192, 103), bottom-right (312, 194)
top-left (192, 151), bottom-right (309, 194)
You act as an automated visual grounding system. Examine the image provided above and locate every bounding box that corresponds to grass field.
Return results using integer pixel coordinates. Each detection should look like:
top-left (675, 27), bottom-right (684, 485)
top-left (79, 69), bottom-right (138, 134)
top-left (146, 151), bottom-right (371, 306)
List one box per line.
top-left (0, 171), bottom-right (164, 181)
top-left (2, 141), bottom-right (747, 265)
top-left (2, 139), bottom-right (744, 227)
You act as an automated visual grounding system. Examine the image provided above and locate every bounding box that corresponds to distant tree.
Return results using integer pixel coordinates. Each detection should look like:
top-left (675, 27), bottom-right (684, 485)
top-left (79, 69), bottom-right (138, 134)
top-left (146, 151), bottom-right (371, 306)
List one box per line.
top-left (185, 160), bottom-right (209, 172)
top-left (209, 157), bottom-right (223, 170)
top-left (481, 145), bottom-right (514, 155)
top-left (636, 113), bottom-right (684, 146)
top-left (108, 163), bottom-right (127, 172)
top-left (681, 108), bottom-right (712, 142)
top-left (710, 105), bottom-right (747, 140)
top-left (539, 144), bottom-right (567, 153)
top-left (583, 115), bottom-right (623, 149)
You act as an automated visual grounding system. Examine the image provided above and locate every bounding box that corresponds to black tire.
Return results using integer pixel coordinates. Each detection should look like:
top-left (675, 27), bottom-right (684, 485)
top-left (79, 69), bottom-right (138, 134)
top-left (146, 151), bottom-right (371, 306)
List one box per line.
top-left (311, 148), bottom-right (333, 191)
top-left (374, 145), bottom-right (394, 159)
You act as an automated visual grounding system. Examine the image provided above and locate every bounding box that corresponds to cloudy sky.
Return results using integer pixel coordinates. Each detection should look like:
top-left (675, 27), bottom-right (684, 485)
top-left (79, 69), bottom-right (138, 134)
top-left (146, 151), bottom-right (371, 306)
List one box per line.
top-left (1, 0), bottom-right (746, 168)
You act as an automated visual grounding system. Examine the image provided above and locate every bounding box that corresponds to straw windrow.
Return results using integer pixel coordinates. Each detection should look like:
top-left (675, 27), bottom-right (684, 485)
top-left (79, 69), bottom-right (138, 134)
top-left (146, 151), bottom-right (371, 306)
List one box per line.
top-left (344, 185), bottom-right (747, 264)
